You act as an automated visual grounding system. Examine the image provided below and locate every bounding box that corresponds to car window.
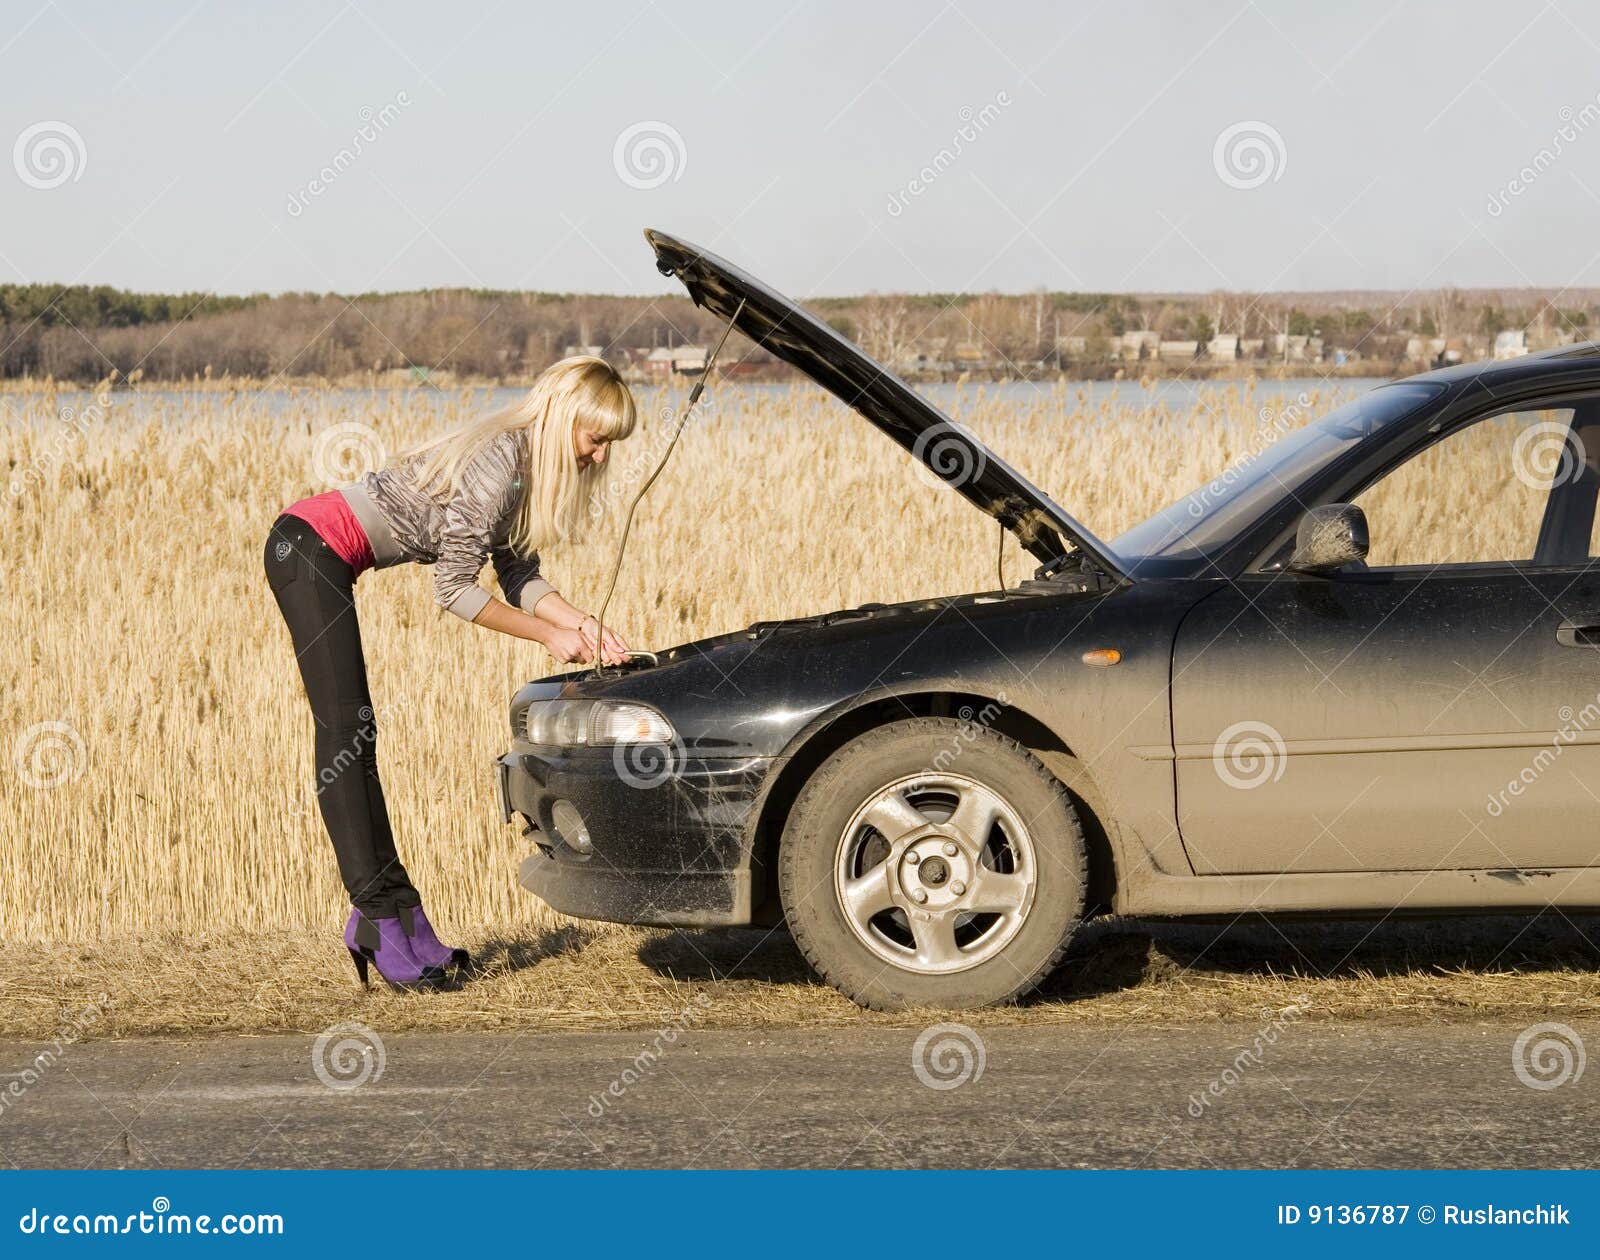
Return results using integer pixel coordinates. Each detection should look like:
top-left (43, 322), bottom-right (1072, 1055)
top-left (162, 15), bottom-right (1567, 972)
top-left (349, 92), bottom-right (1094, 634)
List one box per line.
top-left (1353, 406), bottom-right (1576, 567)
top-left (1112, 382), bottom-right (1443, 576)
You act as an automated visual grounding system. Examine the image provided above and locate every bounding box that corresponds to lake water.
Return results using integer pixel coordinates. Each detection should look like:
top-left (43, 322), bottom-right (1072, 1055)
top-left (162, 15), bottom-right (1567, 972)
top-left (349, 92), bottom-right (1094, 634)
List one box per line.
top-left (17, 376), bottom-right (1392, 424)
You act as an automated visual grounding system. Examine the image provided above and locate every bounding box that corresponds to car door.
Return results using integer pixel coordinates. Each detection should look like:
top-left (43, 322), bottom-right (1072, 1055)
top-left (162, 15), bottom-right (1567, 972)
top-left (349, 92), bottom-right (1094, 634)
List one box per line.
top-left (1171, 395), bottom-right (1600, 875)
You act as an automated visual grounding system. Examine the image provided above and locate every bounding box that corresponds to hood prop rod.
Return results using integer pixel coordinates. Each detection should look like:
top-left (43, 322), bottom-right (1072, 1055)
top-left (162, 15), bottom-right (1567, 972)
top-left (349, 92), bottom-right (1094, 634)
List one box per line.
top-left (591, 298), bottom-right (747, 677)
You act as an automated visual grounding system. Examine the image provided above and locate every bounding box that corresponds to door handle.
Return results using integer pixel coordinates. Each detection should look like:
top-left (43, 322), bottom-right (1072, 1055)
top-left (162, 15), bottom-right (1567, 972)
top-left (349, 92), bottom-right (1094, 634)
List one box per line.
top-left (1557, 618), bottom-right (1600, 647)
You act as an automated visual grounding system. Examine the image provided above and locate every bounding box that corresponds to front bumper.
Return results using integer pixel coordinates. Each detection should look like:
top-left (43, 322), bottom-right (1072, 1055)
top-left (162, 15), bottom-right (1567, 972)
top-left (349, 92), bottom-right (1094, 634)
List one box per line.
top-left (498, 742), bottom-right (776, 928)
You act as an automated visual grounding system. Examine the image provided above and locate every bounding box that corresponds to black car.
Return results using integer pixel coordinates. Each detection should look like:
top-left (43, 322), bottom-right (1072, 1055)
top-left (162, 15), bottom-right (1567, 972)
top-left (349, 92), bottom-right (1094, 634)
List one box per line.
top-left (496, 229), bottom-right (1600, 1011)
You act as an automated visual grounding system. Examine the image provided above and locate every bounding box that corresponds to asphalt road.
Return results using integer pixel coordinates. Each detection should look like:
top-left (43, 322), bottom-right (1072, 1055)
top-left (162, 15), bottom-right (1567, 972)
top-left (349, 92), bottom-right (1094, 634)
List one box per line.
top-left (0, 1023), bottom-right (1592, 1168)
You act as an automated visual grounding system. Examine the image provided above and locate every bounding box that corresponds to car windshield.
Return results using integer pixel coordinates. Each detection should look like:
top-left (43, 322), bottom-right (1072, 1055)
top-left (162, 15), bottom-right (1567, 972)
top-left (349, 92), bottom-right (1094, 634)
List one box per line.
top-left (1110, 381), bottom-right (1444, 576)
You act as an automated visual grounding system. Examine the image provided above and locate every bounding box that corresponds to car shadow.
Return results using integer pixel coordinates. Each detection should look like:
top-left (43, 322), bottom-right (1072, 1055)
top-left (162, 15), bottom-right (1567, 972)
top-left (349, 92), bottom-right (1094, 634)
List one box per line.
top-left (1031, 912), bottom-right (1600, 1004)
top-left (636, 927), bottom-right (817, 986)
top-left (634, 913), bottom-right (1600, 1003)
top-left (467, 923), bottom-right (599, 976)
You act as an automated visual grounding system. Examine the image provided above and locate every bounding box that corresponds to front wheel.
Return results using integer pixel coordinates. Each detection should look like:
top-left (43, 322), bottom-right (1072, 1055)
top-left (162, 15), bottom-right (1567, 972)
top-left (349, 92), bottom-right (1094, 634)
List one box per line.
top-left (778, 718), bottom-right (1087, 1011)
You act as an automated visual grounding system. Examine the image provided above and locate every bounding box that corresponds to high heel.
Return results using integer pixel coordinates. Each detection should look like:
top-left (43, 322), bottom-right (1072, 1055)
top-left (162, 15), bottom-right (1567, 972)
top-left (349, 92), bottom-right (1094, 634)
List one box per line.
top-left (343, 909), bottom-right (452, 992)
top-left (398, 903), bottom-right (472, 974)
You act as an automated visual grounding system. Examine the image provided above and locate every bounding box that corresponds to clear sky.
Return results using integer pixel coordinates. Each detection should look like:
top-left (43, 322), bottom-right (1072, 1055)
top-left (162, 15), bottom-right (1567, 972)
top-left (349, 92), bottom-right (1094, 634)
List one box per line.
top-left (3, 0), bottom-right (1598, 298)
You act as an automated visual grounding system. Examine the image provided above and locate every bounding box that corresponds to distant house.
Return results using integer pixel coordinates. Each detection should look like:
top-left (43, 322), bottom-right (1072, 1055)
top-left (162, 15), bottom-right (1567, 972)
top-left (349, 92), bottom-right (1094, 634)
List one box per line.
top-left (896, 350), bottom-right (953, 375)
top-left (1055, 335), bottom-right (1088, 360)
top-left (563, 344), bottom-right (604, 359)
top-left (1271, 334), bottom-right (1324, 363)
top-left (1493, 330), bottom-right (1528, 360)
top-left (1158, 339), bottom-right (1199, 360)
top-left (1240, 338), bottom-right (1265, 358)
top-left (1208, 334), bottom-right (1242, 361)
top-left (1118, 330), bottom-right (1161, 361)
top-left (645, 346), bottom-right (709, 378)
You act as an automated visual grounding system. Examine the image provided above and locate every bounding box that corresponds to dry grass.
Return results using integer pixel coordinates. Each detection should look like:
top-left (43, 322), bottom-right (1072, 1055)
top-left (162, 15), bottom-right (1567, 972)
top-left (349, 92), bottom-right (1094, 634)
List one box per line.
top-left (4, 916), bottom-right (1599, 1041)
top-left (1, 378), bottom-right (1590, 1037)
top-left (2, 377), bottom-right (1356, 944)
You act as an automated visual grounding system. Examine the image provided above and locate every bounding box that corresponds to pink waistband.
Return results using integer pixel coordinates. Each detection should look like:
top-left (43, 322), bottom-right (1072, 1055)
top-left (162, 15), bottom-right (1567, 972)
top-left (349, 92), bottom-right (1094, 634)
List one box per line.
top-left (282, 491), bottom-right (375, 573)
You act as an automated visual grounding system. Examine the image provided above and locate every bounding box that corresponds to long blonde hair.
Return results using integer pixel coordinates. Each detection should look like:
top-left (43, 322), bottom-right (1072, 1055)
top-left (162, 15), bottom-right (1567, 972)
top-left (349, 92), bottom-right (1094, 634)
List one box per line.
top-left (405, 356), bottom-right (636, 554)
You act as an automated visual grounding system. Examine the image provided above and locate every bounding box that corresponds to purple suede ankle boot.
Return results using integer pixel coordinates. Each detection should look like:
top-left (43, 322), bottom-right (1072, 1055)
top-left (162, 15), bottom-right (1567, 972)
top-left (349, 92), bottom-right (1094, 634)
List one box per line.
top-left (398, 904), bottom-right (471, 973)
top-left (344, 909), bottom-right (449, 991)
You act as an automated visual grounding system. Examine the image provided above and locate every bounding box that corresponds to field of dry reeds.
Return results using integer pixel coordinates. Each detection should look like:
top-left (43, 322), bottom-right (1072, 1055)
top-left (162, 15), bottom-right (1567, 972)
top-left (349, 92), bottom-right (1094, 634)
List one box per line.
top-left (4, 378), bottom-right (1598, 1037)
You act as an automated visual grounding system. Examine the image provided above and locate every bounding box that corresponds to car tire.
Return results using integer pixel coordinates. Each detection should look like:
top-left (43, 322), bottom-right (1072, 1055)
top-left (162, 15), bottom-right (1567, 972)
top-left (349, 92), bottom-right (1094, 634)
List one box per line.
top-left (778, 717), bottom-right (1087, 1011)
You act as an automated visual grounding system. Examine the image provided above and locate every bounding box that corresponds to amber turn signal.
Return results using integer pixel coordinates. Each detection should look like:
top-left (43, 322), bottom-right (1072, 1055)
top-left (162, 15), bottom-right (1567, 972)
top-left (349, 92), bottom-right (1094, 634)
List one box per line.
top-left (1081, 648), bottom-right (1122, 667)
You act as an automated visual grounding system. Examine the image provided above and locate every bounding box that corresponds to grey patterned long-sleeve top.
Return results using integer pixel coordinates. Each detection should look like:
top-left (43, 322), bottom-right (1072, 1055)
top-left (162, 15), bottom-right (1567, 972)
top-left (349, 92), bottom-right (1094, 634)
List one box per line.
top-left (339, 429), bottom-right (555, 622)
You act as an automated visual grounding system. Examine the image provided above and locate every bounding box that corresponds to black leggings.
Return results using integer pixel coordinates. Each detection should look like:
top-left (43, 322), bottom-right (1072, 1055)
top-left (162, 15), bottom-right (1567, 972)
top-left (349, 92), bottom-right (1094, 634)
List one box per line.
top-left (263, 515), bottom-right (418, 919)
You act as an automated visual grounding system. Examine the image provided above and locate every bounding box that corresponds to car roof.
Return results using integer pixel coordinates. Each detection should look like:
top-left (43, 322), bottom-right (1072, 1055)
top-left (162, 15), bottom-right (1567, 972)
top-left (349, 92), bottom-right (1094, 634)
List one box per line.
top-left (1401, 341), bottom-right (1600, 391)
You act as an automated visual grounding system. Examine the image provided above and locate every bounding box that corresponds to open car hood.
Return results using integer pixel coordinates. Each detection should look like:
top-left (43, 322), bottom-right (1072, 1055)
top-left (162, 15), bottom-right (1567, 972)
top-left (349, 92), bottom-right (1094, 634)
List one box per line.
top-left (645, 229), bottom-right (1126, 581)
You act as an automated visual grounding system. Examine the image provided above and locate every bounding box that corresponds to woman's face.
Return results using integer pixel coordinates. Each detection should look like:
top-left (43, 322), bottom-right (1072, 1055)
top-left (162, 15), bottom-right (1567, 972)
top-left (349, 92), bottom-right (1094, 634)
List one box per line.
top-left (573, 427), bottom-right (611, 468)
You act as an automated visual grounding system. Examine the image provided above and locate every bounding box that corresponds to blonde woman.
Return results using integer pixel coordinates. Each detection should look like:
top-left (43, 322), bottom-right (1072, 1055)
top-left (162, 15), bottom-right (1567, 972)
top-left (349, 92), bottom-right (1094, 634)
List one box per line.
top-left (263, 357), bottom-right (637, 990)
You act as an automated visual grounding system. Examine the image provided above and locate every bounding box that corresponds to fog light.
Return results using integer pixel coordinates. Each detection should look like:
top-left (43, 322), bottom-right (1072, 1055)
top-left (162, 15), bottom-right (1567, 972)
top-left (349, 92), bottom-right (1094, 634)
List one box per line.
top-left (549, 799), bottom-right (592, 854)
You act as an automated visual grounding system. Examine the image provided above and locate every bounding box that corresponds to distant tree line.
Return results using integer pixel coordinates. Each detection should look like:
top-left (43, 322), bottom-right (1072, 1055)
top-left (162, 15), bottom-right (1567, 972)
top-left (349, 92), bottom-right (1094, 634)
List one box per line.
top-left (1, 281), bottom-right (1594, 383)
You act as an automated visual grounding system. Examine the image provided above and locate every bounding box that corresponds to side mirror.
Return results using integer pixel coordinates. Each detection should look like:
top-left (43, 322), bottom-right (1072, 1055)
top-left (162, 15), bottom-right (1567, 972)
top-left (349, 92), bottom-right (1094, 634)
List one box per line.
top-left (1288, 503), bottom-right (1369, 574)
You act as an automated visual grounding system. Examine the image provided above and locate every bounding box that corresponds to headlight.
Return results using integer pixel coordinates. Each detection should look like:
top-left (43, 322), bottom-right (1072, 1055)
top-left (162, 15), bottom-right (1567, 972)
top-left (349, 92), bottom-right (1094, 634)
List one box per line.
top-left (523, 699), bottom-right (674, 746)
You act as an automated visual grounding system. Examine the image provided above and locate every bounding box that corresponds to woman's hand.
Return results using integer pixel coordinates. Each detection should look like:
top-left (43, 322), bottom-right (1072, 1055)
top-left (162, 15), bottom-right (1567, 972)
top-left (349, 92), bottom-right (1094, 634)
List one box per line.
top-left (579, 615), bottom-right (630, 666)
top-left (542, 625), bottom-right (596, 665)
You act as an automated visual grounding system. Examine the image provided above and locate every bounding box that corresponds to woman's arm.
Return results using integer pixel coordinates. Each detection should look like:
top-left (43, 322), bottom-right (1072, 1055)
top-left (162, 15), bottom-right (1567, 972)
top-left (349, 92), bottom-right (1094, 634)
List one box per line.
top-left (532, 589), bottom-right (630, 661)
top-left (470, 596), bottom-right (597, 663)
